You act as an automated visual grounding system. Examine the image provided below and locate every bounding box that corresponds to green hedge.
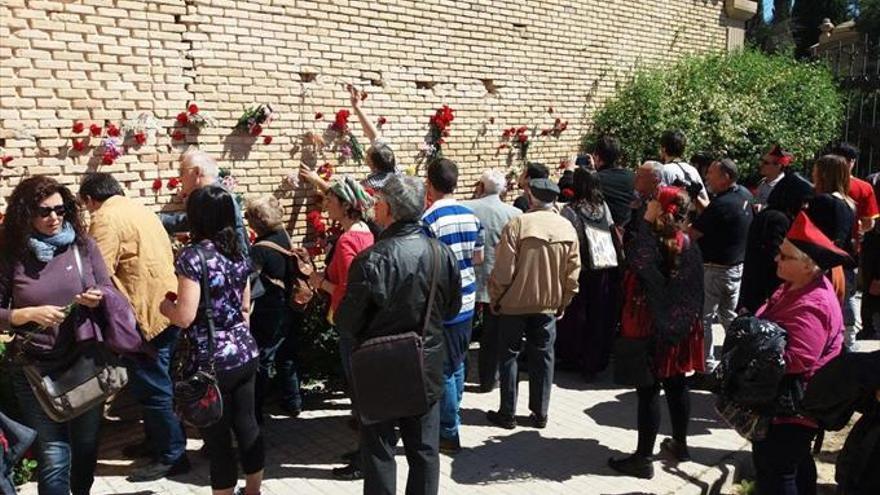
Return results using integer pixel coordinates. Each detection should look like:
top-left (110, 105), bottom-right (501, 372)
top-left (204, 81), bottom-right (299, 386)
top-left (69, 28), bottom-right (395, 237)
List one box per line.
top-left (583, 49), bottom-right (844, 175)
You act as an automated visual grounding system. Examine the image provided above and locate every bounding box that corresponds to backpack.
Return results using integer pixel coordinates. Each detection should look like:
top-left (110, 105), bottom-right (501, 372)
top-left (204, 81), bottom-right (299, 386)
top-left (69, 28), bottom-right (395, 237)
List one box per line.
top-left (253, 240), bottom-right (317, 311)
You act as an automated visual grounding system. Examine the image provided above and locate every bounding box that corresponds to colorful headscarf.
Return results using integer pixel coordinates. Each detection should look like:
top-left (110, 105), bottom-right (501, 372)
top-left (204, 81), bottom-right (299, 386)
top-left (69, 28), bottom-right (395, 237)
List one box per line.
top-left (329, 175), bottom-right (375, 212)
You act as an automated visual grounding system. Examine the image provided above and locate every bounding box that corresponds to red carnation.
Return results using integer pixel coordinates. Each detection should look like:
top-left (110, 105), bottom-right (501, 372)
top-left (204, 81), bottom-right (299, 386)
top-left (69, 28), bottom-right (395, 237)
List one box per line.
top-left (1, 156), bottom-right (13, 165)
top-left (106, 124), bottom-right (120, 137)
top-left (517, 126), bottom-right (527, 134)
top-left (561, 188), bottom-right (574, 199)
top-left (134, 132), bottom-right (147, 145)
top-left (176, 112), bottom-right (189, 124)
top-left (334, 109), bottom-right (350, 130)
top-left (540, 129), bottom-right (551, 136)
top-left (263, 135), bottom-right (273, 145)
top-left (502, 129), bottom-right (512, 139)
top-left (151, 178), bottom-right (162, 191)
top-left (165, 291), bottom-right (178, 302)
top-left (187, 103), bottom-right (199, 114)
top-left (560, 121), bottom-right (568, 131)
top-left (377, 116), bottom-right (387, 126)
top-left (102, 152), bottom-right (115, 165)
top-left (171, 130), bottom-right (185, 141)
top-left (250, 124), bottom-right (263, 137)
top-left (72, 121), bottom-right (85, 134)
top-left (306, 246), bottom-right (323, 257)
top-left (497, 144), bottom-right (509, 150)
top-left (315, 112), bottom-right (323, 120)
top-left (72, 139), bottom-right (87, 152)
top-left (89, 123), bottom-right (102, 137)
top-left (437, 138), bottom-right (445, 146)
top-left (167, 177), bottom-right (180, 189)
top-left (518, 133), bottom-right (528, 143)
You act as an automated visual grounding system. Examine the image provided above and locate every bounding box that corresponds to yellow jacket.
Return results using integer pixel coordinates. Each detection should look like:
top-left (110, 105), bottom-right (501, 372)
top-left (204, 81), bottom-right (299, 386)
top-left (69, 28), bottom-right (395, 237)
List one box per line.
top-left (489, 209), bottom-right (581, 315)
top-left (89, 195), bottom-right (178, 341)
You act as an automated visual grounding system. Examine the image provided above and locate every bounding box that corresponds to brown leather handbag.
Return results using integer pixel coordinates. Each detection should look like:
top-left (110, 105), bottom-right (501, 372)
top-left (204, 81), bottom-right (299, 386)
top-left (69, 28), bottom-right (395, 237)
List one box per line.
top-left (253, 239), bottom-right (316, 311)
top-left (349, 241), bottom-right (441, 425)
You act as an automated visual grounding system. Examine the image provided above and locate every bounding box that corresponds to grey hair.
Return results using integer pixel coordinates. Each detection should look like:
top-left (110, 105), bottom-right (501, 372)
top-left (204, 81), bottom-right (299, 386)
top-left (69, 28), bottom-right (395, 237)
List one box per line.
top-left (379, 175), bottom-right (425, 222)
top-left (246, 196), bottom-right (284, 234)
top-left (181, 150), bottom-right (219, 179)
top-left (640, 160), bottom-right (664, 184)
top-left (714, 158), bottom-right (739, 182)
top-left (480, 169), bottom-right (507, 195)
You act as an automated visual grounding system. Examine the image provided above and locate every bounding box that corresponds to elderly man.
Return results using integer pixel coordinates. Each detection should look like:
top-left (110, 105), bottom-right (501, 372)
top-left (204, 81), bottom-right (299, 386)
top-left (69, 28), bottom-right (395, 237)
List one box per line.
top-left (337, 175), bottom-right (461, 495)
top-left (627, 161), bottom-right (664, 239)
top-left (160, 150), bottom-right (249, 255)
top-left (486, 178), bottom-right (580, 430)
top-left (691, 159), bottom-right (754, 370)
top-left (78, 173), bottom-right (189, 482)
top-left (461, 169), bottom-right (521, 393)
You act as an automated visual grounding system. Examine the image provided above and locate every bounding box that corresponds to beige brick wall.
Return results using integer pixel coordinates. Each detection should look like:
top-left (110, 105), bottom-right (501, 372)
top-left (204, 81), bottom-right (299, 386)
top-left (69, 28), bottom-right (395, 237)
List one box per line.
top-left (1, 0), bottom-right (733, 239)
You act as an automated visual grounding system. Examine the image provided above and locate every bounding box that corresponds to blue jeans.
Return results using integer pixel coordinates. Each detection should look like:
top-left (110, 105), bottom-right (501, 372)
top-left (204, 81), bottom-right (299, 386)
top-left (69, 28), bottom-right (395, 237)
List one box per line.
top-left (439, 319), bottom-right (472, 441)
top-left (127, 326), bottom-right (186, 464)
top-left (13, 370), bottom-right (102, 495)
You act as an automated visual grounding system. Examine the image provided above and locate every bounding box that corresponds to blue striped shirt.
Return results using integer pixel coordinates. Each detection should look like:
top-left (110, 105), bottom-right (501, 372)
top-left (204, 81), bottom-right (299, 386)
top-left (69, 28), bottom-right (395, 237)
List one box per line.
top-left (422, 198), bottom-right (484, 325)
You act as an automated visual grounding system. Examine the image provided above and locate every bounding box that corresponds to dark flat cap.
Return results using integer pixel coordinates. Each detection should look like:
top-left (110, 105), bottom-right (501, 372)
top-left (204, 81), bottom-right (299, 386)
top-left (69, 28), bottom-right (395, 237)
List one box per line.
top-left (529, 178), bottom-right (560, 203)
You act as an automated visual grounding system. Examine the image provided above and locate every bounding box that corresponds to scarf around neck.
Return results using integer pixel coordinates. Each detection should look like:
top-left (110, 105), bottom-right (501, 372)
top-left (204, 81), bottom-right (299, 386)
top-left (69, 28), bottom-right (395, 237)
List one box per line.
top-left (28, 222), bottom-right (76, 263)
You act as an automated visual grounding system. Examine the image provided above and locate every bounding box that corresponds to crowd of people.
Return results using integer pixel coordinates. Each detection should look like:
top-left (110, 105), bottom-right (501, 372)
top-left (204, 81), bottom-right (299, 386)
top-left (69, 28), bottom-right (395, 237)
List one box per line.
top-left (1, 88), bottom-right (879, 495)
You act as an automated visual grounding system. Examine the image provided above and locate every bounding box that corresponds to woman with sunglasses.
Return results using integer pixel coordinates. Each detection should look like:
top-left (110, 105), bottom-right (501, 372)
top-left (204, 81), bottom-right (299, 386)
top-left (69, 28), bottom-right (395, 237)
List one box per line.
top-left (0, 175), bottom-right (111, 495)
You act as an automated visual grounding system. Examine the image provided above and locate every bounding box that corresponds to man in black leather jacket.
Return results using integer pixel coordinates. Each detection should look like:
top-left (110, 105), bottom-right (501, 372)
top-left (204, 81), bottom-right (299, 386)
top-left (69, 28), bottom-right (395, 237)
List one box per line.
top-left (336, 174), bottom-right (461, 495)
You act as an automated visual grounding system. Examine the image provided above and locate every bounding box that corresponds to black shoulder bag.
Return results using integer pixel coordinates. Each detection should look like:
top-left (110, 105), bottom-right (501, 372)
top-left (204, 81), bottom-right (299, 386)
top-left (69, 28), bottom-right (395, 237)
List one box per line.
top-left (172, 246), bottom-right (223, 428)
top-left (349, 241), bottom-right (440, 425)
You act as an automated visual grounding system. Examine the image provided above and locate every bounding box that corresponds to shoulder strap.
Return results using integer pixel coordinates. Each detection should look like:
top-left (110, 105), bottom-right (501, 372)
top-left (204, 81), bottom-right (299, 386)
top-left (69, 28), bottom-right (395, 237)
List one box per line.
top-left (421, 241), bottom-right (441, 339)
top-left (193, 246), bottom-right (216, 370)
top-left (254, 240), bottom-right (293, 257)
top-left (72, 244), bottom-right (89, 291)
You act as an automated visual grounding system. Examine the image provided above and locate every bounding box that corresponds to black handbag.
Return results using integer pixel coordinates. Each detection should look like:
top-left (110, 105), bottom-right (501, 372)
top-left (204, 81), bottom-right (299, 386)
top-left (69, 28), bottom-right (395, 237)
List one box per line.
top-left (612, 336), bottom-right (655, 388)
top-left (172, 246), bottom-right (223, 428)
top-left (349, 241), bottom-right (441, 425)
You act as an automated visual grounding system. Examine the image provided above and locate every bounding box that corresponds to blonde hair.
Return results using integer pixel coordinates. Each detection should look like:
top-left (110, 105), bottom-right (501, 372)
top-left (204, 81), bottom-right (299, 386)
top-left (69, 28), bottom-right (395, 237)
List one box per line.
top-left (246, 196), bottom-right (284, 234)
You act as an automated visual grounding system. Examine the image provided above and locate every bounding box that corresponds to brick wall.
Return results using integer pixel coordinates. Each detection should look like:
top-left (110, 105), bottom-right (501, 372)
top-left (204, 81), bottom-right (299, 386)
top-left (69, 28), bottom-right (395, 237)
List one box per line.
top-left (1, 0), bottom-right (735, 239)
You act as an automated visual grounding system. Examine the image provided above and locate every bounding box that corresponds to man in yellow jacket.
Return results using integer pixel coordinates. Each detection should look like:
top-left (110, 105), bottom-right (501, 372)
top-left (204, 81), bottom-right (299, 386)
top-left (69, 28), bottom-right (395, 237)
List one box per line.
top-left (79, 173), bottom-right (189, 482)
top-left (486, 178), bottom-right (581, 430)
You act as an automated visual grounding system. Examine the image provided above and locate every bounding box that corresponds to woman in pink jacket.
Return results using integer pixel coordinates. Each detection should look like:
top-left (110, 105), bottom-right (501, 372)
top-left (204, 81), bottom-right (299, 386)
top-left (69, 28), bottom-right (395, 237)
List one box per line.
top-left (753, 211), bottom-right (847, 495)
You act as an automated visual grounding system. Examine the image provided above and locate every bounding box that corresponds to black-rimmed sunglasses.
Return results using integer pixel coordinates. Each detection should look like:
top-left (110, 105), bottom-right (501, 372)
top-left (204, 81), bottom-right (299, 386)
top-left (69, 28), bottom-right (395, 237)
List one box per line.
top-left (36, 204), bottom-right (68, 218)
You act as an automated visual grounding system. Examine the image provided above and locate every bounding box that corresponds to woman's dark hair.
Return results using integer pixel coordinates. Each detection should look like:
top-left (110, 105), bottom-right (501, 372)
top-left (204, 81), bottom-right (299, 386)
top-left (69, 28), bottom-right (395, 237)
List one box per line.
top-left (0, 175), bottom-right (86, 262)
top-left (572, 168), bottom-right (604, 206)
top-left (654, 188), bottom-right (692, 270)
top-left (367, 142), bottom-right (396, 173)
top-left (186, 185), bottom-right (243, 260)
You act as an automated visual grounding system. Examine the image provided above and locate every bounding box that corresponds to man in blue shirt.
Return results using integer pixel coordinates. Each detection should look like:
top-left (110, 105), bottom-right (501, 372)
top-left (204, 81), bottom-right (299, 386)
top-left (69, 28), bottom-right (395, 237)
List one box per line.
top-left (422, 158), bottom-right (483, 454)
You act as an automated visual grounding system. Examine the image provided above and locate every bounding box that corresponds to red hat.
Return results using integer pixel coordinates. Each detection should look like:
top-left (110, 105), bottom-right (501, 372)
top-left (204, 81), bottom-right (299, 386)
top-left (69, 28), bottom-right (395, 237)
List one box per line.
top-left (786, 211), bottom-right (851, 270)
top-left (656, 186), bottom-right (684, 216)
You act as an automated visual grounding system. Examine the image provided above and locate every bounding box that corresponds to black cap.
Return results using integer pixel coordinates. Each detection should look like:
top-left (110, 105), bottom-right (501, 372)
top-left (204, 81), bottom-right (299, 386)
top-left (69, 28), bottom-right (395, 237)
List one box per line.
top-left (529, 178), bottom-right (560, 203)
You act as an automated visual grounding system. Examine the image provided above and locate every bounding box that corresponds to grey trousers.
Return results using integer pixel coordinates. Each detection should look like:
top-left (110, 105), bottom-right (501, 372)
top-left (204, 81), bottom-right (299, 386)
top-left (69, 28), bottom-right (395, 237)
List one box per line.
top-left (498, 313), bottom-right (556, 418)
top-left (703, 263), bottom-right (743, 369)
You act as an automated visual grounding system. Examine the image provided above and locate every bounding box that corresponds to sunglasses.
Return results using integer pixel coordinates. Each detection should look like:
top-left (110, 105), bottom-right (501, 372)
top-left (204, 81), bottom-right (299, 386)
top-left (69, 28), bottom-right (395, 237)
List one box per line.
top-left (36, 204), bottom-right (68, 218)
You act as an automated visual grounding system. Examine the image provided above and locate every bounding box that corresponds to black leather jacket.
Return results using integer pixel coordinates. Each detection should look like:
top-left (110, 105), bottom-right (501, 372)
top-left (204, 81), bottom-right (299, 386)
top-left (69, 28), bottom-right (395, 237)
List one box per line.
top-left (336, 220), bottom-right (462, 403)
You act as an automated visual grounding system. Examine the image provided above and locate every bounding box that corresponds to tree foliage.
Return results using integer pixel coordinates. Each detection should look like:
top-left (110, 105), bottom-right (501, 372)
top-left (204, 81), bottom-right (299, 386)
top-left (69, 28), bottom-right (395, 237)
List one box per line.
top-left (583, 49), bottom-right (844, 176)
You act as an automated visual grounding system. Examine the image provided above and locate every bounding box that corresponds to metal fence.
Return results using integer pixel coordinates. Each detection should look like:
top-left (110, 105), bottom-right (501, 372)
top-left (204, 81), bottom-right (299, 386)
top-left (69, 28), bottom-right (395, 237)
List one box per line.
top-left (817, 35), bottom-right (880, 178)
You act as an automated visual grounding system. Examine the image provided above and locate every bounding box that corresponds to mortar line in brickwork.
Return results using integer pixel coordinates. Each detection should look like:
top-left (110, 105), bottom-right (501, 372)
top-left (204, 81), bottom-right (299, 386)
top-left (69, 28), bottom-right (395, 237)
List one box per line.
top-left (176, 0), bottom-right (200, 110)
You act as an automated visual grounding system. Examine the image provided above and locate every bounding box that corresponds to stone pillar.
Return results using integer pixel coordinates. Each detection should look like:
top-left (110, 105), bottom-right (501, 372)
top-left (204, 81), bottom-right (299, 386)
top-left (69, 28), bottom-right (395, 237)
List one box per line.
top-left (724, 0), bottom-right (759, 51)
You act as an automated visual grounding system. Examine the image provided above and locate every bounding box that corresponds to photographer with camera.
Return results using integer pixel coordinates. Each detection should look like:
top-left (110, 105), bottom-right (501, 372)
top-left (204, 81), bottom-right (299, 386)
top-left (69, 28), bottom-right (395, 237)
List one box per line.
top-left (690, 159), bottom-right (754, 372)
top-left (658, 130), bottom-right (709, 209)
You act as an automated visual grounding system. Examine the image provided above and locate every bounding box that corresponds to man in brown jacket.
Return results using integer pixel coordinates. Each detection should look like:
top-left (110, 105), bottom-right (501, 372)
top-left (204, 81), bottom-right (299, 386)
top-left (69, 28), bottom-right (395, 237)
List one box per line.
top-left (79, 173), bottom-right (189, 481)
top-left (486, 178), bottom-right (580, 429)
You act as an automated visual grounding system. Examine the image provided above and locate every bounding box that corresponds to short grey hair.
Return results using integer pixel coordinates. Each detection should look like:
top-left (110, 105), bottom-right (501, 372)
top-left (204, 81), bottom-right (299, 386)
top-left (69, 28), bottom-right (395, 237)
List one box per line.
top-left (480, 169), bottom-right (507, 195)
top-left (246, 196), bottom-right (284, 234)
top-left (181, 150), bottom-right (219, 179)
top-left (640, 160), bottom-right (664, 184)
top-left (379, 175), bottom-right (425, 222)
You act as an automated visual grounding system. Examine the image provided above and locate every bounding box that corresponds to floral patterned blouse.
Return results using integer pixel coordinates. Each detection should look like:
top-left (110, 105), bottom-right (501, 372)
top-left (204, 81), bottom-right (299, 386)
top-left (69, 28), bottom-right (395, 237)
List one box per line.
top-left (175, 240), bottom-right (257, 371)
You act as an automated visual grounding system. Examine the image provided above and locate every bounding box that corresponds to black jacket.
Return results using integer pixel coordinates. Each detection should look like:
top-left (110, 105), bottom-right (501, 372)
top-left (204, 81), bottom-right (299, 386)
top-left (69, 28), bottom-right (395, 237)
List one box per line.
top-left (336, 220), bottom-right (462, 403)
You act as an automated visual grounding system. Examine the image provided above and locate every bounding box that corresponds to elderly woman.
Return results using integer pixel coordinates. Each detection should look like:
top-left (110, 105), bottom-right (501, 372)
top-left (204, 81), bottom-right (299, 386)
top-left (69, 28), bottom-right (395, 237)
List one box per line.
top-left (751, 212), bottom-right (846, 495)
top-left (0, 176), bottom-right (109, 495)
top-left (609, 186), bottom-right (705, 480)
top-left (245, 196), bottom-right (303, 420)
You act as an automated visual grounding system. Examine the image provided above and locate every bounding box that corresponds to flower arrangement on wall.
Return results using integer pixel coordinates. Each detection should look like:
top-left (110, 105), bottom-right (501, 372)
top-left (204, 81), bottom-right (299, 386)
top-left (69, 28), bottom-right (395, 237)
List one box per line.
top-left (415, 105), bottom-right (454, 171)
top-left (235, 104), bottom-right (274, 138)
top-left (122, 113), bottom-right (162, 146)
top-left (322, 109), bottom-right (364, 165)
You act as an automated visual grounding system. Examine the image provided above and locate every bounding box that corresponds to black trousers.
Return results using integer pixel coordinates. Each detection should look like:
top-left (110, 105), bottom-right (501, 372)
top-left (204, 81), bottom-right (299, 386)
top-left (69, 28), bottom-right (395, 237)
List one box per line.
top-left (635, 374), bottom-right (690, 456)
top-left (752, 423), bottom-right (817, 495)
top-left (199, 359), bottom-right (265, 490)
top-left (360, 401), bottom-right (440, 495)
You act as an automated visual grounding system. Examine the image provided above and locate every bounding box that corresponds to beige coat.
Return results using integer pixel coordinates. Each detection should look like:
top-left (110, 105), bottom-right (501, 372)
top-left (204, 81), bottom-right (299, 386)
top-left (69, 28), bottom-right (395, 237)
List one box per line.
top-left (89, 195), bottom-right (178, 341)
top-left (488, 209), bottom-right (581, 315)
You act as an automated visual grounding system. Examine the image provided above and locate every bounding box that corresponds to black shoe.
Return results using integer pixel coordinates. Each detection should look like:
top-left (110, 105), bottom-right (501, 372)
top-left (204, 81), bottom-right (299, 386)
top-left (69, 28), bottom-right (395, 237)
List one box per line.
top-left (486, 410), bottom-right (516, 430)
top-left (340, 449), bottom-right (359, 462)
top-left (529, 413), bottom-right (548, 429)
top-left (121, 440), bottom-right (155, 459)
top-left (332, 463), bottom-right (363, 480)
top-left (660, 438), bottom-right (691, 462)
top-left (608, 454), bottom-right (654, 479)
top-left (279, 402), bottom-right (302, 418)
top-left (439, 436), bottom-right (462, 455)
top-left (127, 455), bottom-right (191, 482)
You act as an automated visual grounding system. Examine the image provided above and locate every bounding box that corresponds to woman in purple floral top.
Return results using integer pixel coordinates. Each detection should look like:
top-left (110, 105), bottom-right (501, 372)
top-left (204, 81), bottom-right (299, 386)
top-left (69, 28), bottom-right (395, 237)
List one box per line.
top-left (160, 185), bottom-right (263, 495)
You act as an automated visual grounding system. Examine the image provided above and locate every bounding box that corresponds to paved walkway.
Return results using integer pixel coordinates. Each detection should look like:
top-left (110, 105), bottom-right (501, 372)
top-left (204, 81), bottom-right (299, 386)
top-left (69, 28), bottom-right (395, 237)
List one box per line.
top-left (19, 360), bottom-right (750, 495)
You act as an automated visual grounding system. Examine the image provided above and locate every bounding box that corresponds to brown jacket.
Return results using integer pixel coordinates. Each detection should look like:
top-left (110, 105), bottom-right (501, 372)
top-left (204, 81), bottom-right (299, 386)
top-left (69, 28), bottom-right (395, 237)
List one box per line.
top-left (488, 209), bottom-right (581, 315)
top-left (89, 195), bottom-right (177, 341)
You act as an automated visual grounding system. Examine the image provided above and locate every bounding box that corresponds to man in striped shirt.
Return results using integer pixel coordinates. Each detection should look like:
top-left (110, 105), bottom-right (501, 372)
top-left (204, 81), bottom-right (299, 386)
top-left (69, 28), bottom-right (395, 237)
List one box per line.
top-left (422, 158), bottom-right (484, 454)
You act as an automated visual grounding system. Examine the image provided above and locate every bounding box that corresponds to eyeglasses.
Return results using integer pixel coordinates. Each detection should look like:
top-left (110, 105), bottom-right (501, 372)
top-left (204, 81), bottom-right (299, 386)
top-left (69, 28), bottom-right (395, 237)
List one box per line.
top-left (36, 205), bottom-right (68, 218)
